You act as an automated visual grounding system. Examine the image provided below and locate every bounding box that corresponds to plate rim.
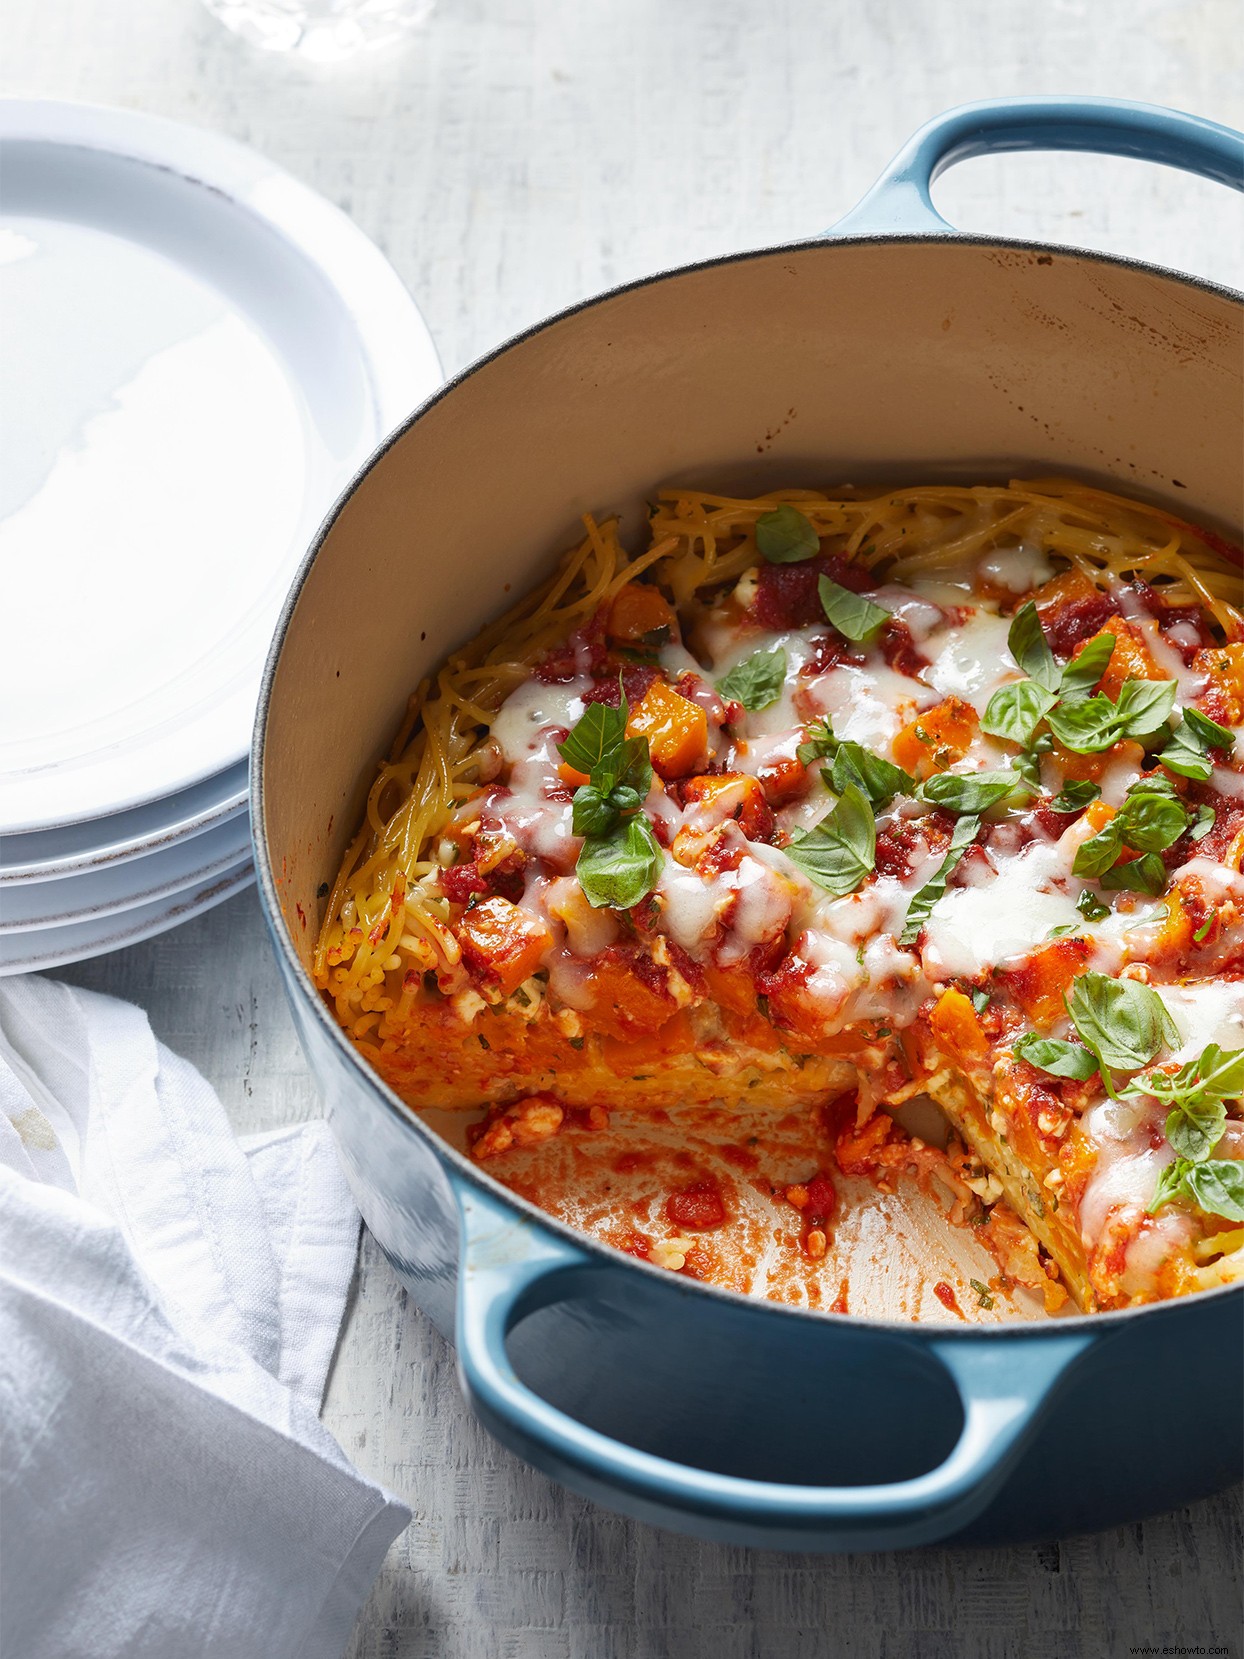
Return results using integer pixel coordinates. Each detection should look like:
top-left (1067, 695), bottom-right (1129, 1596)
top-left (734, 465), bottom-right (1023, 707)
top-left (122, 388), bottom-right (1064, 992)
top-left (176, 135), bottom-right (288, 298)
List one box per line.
top-left (0, 860), bottom-right (255, 975)
top-left (0, 764), bottom-right (250, 885)
top-left (0, 813), bottom-right (253, 932)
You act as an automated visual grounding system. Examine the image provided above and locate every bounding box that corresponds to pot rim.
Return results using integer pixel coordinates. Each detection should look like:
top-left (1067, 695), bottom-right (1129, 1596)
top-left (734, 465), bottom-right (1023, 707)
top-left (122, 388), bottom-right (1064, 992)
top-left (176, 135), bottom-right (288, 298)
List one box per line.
top-left (252, 228), bottom-right (1244, 1339)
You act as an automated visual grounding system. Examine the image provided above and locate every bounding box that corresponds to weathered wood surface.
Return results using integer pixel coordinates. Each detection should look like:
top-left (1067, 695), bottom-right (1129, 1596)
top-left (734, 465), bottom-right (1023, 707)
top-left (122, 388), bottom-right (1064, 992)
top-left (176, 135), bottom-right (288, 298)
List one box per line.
top-left (9, 0), bottom-right (1244, 1651)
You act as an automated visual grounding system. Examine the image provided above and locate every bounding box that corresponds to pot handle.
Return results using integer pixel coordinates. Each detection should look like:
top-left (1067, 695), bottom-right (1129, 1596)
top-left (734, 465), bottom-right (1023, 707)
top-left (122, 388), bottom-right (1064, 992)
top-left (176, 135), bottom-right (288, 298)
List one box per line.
top-left (454, 1184), bottom-right (1093, 1549)
top-left (829, 95), bottom-right (1244, 238)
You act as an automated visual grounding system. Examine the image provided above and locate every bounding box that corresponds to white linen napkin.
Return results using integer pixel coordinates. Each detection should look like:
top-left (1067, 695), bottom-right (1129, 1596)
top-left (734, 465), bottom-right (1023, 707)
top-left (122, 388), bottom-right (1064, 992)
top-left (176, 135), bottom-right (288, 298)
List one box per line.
top-left (0, 975), bottom-right (411, 1659)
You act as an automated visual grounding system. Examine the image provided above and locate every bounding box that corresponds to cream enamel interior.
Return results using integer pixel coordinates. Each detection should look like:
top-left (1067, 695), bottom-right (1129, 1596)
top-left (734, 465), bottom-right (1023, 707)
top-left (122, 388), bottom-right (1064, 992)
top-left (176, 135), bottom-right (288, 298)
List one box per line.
top-left (259, 238), bottom-right (1243, 975)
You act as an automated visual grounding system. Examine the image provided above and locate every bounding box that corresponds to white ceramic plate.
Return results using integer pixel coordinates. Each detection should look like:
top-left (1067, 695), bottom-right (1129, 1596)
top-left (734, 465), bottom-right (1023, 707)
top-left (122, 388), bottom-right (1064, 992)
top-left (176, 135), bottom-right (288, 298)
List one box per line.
top-left (0, 760), bottom-right (248, 884)
top-left (0, 100), bottom-right (442, 836)
top-left (0, 810), bottom-right (251, 932)
top-left (0, 860), bottom-right (255, 976)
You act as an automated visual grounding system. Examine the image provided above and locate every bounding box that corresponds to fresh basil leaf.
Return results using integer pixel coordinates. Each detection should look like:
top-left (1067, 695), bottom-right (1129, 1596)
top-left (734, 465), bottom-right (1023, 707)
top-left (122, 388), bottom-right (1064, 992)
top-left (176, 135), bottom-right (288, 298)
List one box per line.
top-left (1125, 772), bottom-right (1179, 800)
top-left (1183, 1160), bottom-right (1244, 1222)
top-left (898, 814), bottom-right (980, 946)
top-left (1059, 632), bottom-right (1116, 702)
top-left (717, 646), bottom-right (787, 712)
top-left (796, 720), bottom-right (913, 809)
top-left (1051, 779), bottom-right (1101, 812)
top-left (1045, 693), bottom-right (1126, 753)
top-left (796, 718), bottom-right (836, 767)
top-left (1099, 852), bottom-right (1168, 895)
top-left (825, 745), bottom-right (870, 802)
top-left (783, 783), bottom-right (876, 897)
top-left (1156, 719), bottom-right (1214, 782)
top-left (755, 504), bottom-right (820, 563)
top-left (918, 768), bottom-right (1023, 815)
top-left (1115, 791), bottom-right (1189, 853)
top-left (1194, 1044), bottom-right (1244, 1102)
top-left (828, 743), bottom-right (914, 810)
top-left (1147, 1159), bottom-right (1189, 1215)
top-left (1114, 677), bottom-right (1179, 739)
top-left (818, 576), bottom-right (891, 644)
top-left (1183, 706), bottom-right (1235, 750)
top-left (1190, 804), bottom-right (1216, 841)
top-left (1076, 888), bottom-right (1111, 922)
top-left (1007, 602), bottom-right (1060, 693)
top-left (1047, 679), bottom-right (1177, 754)
top-left (1158, 704), bottom-right (1237, 784)
top-left (970, 989), bottom-right (990, 1014)
top-left (1072, 822), bottom-right (1124, 880)
top-left (571, 784), bottom-right (617, 838)
top-left (1066, 971), bottom-right (1175, 1075)
top-left (608, 784), bottom-right (642, 816)
top-left (614, 734), bottom-right (653, 800)
top-left (1014, 1034), bottom-right (1099, 1080)
top-left (1012, 732), bottom-right (1054, 790)
top-left (1131, 1044), bottom-right (1244, 1111)
top-left (1165, 1095), bottom-right (1228, 1164)
top-left (1046, 924), bottom-right (1080, 940)
top-left (558, 698), bottom-right (628, 780)
top-left (1072, 790), bottom-right (1186, 887)
top-left (576, 814), bottom-right (664, 910)
top-left (983, 681), bottom-right (1058, 746)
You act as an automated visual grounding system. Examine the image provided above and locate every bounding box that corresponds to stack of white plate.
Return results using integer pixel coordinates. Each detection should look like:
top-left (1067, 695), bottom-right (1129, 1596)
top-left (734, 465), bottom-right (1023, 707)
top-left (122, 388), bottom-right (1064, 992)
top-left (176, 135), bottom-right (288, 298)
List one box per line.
top-left (0, 100), bottom-right (441, 974)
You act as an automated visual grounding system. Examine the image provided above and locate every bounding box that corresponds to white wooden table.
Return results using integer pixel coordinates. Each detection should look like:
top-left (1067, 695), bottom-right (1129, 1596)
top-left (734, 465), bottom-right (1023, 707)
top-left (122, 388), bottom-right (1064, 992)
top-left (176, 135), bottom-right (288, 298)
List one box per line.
top-left (7, 1), bottom-right (1244, 1652)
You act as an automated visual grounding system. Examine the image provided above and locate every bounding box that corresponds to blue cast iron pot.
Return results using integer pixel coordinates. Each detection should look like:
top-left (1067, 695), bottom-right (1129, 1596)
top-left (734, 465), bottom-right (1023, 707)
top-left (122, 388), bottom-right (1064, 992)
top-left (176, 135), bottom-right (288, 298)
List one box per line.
top-left (253, 97), bottom-right (1244, 1551)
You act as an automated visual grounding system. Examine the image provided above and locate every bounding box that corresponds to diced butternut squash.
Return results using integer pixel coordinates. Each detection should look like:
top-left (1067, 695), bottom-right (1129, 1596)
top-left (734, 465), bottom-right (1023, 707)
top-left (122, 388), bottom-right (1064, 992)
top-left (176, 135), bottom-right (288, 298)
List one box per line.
top-left (1000, 937), bottom-right (1092, 1026)
top-left (892, 696), bottom-right (979, 779)
top-left (558, 761), bottom-right (591, 789)
top-left (1154, 884), bottom-right (1195, 956)
top-left (627, 681), bottom-right (708, 779)
top-left (1073, 617), bottom-right (1160, 701)
top-left (580, 952), bottom-right (677, 1041)
top-left (608, 583), bottom-right (676, 644)
top-left (1078, 799), bottom-right (1137, 866)
top-left (681, 772), bottom-right (774, 841)
top-left (1031, 569), bottom-right (1115, 632)
top-left (456, 896), bottom-right (552, 998)
top-left (1083, 800), bottom-right (1116, 835)
top-left (929, 987), bottom-right (989, 1072)
top-left (1047, 737), bottom-right (1145, 784)
top-left (755, 749), bottom-right (808, 807)
top-left (1193, 641), bottom-right (1244, 726)
top-left (1032, 569), bottom-right (1104, 613)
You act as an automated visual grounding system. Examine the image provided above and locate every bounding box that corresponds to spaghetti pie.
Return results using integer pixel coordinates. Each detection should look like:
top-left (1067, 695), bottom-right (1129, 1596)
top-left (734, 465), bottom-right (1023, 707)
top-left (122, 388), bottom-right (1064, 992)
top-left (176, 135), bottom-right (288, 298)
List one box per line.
top-left (316, 480), bottom-right (1244, 1314)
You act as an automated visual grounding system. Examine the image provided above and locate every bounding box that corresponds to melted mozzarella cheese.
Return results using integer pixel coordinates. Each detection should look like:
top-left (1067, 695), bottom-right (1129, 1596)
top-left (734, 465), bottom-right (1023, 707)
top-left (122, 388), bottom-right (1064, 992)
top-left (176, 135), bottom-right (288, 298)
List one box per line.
top-left (1097, 751), bottom-right (1146, 806)
top-left (870, 585), bottom-right (945, 642)
top-left (657, 849), bottom-right (796, 966)
top-left (1161, 981), bottom-right (1244, 1064)
top-left (491, 677), bottom-right (588, 761)
top-left (718, 856), bottom-right (796, 965)
top-left (799, 661), bottom-right (929, 747)
top-left (1077, 1093), bottom-right (1172, 1243)
top-left (1110, 596), bottom-right (1210, 701)
top-left (483, 725), bottom-right (580, 869)
top-left (1211, 764), bottom-right (1244, 801)
top-left (976, 543), bottom-right (1054, 594)
top-left (1172, 856), bottom-right (1244, 904)
top-left (921, 609), bottom-right (1015, 706)
top-left (799, 929), bottom-right (866, 1020)
top-left (656, 862), bottom-right (728, 956)
top-left (921, 839), bottom-right (1082, 979)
